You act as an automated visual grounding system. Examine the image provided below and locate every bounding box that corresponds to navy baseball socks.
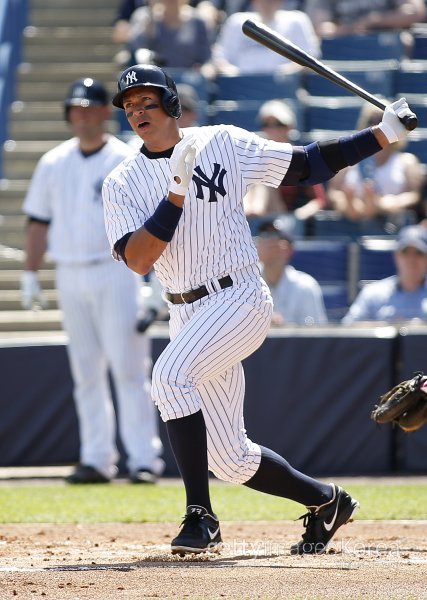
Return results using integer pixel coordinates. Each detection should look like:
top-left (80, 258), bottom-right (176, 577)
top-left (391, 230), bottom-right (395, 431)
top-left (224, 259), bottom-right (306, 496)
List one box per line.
top-left (244, 446), bottom-right (359, 554)
top-left (166, 411), bottom-right (219, 554)
top-left (291, 484), bottom-right (360, 555)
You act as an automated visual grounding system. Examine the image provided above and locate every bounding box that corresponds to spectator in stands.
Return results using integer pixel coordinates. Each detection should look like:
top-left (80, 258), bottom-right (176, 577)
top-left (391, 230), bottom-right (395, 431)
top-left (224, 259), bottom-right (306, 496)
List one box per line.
top-left (244, 99), bottom-right (327, 235)
top-left (124, 0), bottom-right (213, 70)
top-left (20, 78), bottom-right (164, 484)
top-left (342, 224), bottom-right (427, 323)
top-left (256, 217), bottom-right (328, 325)
top-left (327, 104), bottom-right (425, 233)
top-left (305, 0), bottom-right (426, 38)
top-left (112, 0), bottom-right (147, 44)
top-left (210, 0), bottom-right (320, 75)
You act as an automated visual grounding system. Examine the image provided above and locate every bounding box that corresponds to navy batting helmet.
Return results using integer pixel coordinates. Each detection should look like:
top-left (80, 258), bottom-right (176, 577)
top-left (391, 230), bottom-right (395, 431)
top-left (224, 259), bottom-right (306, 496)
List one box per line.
top-left (64, 78), bottom-right (109, 119)
top-left (112, 64), bottom-right (181, 119)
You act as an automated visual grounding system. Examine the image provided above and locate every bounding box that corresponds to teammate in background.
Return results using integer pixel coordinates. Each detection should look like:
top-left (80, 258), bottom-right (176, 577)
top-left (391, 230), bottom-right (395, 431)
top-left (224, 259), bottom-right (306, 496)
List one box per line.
top-left (102, 64), bottom-right (413, 555)
top-left (20, 78), bottom-right (164, 485)
top-left (244, 99), bottom-right (327, 236)
top-left (256, 217), bottom-right (328, 325)
top-left (342, 224), bottom-right (427, 323)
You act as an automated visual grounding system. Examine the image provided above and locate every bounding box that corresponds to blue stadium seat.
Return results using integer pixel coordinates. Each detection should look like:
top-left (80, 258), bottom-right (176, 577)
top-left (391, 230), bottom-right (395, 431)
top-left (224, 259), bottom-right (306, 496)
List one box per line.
top-left (394, 63), bottom-right (427, 95)
top-left (213, 72), bottom-right (301, 102)
top-left (303, 60), bottom-right (397, 98)
top-left (291, 239), bottom-right (349, 284)
top-left (312, 211), bottom-right (398, 240)
top-left (357, 237), bottom-right (396, 284)
top-left (321, 283), bottom-right (350, 321)
top-left (303, 97), bottom-right (363, 132)
top-left (406, 135), bottom-right (427, 166)
top-left (412, 30), bottom-right (427, 59)
top-left (208, 101), bottom-right (260, 130)
top-left (321, 32), bottom-right (404, 61)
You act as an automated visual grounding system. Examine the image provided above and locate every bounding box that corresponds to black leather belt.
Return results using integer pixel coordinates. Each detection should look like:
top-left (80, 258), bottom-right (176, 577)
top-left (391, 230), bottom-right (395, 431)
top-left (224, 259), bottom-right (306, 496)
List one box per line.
top-left (165, 275), bottom-right (233, 304)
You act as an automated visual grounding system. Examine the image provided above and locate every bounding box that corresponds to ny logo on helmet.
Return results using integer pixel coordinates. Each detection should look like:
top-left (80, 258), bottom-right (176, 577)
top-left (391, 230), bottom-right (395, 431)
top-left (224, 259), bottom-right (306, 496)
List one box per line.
top-left (125, 71), bottom-right (137, 85)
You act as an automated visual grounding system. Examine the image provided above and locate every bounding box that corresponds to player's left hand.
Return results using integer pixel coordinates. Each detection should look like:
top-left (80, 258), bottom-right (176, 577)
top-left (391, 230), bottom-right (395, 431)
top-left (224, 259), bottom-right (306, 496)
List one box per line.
top-left (377, 98), bottom-right (412, 144)
top-left (169, 139), bottom-right (196, 196)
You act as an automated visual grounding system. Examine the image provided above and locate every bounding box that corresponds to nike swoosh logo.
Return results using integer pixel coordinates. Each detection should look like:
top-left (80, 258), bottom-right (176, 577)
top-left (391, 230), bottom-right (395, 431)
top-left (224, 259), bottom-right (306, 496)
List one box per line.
top-left (324, 503), bottom-right (339, 532)
top-left (208, 526), bottom-right (220, 540)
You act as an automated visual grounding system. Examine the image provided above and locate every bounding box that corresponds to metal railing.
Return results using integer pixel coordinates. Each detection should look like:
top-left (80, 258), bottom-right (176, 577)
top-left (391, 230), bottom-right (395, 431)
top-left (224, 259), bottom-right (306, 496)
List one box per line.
top-left (0, 0), bottom-right (28, 178)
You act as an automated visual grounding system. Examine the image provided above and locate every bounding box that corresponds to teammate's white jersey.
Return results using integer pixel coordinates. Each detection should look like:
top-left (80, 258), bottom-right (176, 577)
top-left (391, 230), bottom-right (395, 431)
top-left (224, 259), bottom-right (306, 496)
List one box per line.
top-left (102, 125), bottom-right (293, 292)
top-left (23, 135), bottom-right (132, 264)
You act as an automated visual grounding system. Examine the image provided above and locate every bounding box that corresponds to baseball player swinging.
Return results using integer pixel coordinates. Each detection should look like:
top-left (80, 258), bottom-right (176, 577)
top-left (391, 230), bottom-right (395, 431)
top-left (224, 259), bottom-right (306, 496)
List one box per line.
top-left (102, 64), bottom-right (413, 555)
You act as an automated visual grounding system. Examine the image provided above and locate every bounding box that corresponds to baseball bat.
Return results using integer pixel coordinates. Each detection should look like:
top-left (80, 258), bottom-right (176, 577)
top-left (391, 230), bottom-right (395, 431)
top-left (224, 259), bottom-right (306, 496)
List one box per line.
top-left (242, 19), bottom-right (418, 131)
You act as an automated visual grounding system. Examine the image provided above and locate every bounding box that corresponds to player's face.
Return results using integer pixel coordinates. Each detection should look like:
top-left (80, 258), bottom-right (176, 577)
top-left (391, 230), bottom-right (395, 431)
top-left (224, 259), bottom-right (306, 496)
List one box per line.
top-left (67, 105), bottom-right (110, 140)
top-left (122, 87), bottom-right (179, 150)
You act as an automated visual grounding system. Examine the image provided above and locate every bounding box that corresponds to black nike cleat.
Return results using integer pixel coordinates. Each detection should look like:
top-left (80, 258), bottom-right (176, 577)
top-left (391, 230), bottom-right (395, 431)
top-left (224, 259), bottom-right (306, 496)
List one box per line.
top-left (291, 484), bottom-right (359, 555)
top-left (171, 505), bottom-right (222, 556)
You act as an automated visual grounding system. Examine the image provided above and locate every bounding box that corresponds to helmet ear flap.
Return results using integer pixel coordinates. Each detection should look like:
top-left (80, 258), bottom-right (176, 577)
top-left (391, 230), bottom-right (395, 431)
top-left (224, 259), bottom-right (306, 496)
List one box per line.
top-left (162, 89), bottom-right (181, 119)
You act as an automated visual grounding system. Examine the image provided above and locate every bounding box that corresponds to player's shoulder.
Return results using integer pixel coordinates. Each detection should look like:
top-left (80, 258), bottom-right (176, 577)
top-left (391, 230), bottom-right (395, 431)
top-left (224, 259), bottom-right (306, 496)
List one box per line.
top-left (105, 134), bottom-right (135, 158)
top-left (37, 137), bottom-right (79, 166)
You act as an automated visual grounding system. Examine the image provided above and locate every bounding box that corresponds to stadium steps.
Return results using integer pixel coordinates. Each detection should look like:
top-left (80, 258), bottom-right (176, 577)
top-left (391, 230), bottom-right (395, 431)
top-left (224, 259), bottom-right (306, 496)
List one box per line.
top-left (0, 0), bottom-right (120, 334)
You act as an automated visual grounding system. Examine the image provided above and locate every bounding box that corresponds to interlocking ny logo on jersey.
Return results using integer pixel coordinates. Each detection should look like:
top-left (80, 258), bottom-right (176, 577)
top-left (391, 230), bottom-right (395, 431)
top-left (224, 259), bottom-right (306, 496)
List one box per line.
top-left (193, 164), bottom-right (227, 203)
top-left (125, 70), bottom-right (137, 85)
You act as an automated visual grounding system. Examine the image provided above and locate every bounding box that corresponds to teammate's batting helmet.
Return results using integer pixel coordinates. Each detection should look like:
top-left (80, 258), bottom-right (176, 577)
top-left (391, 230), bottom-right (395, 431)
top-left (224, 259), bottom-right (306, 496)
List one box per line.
top-left (64, 78), bottom-right (109, 120)
top-left (112, 64), bottom-right (182, 119)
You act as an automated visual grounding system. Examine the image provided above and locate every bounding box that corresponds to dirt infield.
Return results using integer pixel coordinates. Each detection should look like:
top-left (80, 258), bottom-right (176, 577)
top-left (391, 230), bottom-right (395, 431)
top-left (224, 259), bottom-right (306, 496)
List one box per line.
top-left (1, 521), bottom-right (426, 599)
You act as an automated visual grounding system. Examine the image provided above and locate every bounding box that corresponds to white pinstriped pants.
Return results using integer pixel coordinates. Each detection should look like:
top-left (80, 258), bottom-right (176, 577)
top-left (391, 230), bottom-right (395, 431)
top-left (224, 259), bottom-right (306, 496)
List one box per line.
top-left (152, 265), bottom-right (273, 484)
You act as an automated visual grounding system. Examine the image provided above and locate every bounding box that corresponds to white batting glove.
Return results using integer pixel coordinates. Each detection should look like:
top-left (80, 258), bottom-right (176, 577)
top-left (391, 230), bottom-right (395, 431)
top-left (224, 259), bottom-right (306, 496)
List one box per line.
top-left (169, 140), bottom-right (196, 196)
top-left (377, 98), bottom-right (411, 144)
top-left (20, 271), bottom-right (47, 310)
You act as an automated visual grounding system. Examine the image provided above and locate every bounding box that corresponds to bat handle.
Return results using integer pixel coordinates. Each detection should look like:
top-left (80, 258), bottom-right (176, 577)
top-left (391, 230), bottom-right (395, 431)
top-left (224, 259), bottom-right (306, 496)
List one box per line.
top-left (401, 112), bottom-right (418, 131)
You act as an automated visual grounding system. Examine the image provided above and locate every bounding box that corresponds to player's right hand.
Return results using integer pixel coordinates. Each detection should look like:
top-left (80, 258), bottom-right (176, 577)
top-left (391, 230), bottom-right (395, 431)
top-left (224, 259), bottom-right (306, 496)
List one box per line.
top-left (169, 140), bottom-right (196, 196)
top-left (20, 271), bottom-right (47, 310)
top-left (377, 98), bottom-right (411, 144)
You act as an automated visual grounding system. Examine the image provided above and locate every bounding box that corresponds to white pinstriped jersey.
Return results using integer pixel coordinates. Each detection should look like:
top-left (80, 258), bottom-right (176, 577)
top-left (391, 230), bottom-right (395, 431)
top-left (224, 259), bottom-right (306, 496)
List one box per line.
top-left (102, 125), bottom-right (293, 292)
top-left (23, 135), bottom-right (132, 264)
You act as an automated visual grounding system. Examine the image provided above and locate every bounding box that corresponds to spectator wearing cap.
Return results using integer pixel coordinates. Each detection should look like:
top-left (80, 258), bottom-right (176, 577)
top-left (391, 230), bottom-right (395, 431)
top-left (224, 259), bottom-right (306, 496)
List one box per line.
top-left (342, 225), bottom-right (427, 324)
top-left (244, 99), bottom-right (327, 236)
top-left (256, 218), bottom-right (328, 326)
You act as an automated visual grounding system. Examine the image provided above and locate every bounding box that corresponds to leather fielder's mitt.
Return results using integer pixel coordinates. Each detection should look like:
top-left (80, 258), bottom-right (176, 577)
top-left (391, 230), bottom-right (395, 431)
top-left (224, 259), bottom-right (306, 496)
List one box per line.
top-left (371, 372), bottom-right (427, 432)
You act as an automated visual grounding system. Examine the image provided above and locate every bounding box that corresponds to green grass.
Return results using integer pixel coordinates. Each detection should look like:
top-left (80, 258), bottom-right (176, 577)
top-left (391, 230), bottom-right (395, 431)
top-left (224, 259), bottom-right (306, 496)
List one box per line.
top-left (0, 481), bottom-right (426, 523)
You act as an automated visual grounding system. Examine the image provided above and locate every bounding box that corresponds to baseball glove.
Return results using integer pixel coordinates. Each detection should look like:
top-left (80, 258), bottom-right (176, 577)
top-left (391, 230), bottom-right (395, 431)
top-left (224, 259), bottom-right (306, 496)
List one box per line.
top-left (371, 372), bottom-right (427, 432)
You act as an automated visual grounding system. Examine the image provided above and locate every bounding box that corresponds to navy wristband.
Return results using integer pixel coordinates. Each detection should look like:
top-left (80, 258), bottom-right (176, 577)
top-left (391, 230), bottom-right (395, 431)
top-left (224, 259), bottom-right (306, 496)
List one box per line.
top-left (144, 197), bottom-right (183, 242)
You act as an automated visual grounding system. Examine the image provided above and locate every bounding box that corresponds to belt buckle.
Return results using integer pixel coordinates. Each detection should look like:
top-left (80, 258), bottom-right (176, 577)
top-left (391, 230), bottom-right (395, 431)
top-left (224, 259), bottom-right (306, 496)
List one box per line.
top-left (180, 292), bottom-right (188, 304)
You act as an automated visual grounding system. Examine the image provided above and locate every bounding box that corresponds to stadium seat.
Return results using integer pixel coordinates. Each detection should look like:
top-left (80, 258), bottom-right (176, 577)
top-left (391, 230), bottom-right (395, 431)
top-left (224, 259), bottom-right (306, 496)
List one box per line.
top-left (212, 72), bottom-right (301, 102)
top-left (412, 25), bottom-right (427, 59)
top-left (394, 62), bottom-right (427, 95)
top-left (321, 32), bottom-right (404, 61)
top-left (302, 97), bottom-right (363, 132)
top-left (406, 133), bottom-right (427, 166)
top-left (312, 211), bottom-right (400, 240)
top-left (291, 239), bottom-right (349, 284)
top-left (303, 60), bottom-right (397, 99)
top-left (321, 283), bottom-right (350, 321)
top-left (208, 101), bottom-right (261, 130)
top-left (357, 237), bottom-right (396, 286)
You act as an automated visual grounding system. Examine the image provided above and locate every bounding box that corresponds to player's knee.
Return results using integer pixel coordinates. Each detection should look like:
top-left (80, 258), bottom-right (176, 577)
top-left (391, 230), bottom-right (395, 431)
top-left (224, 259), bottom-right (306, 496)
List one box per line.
top-left (208, 453), bottom-right (254, 485)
